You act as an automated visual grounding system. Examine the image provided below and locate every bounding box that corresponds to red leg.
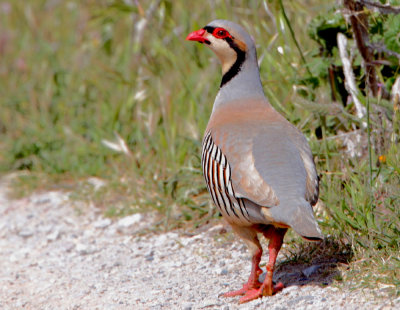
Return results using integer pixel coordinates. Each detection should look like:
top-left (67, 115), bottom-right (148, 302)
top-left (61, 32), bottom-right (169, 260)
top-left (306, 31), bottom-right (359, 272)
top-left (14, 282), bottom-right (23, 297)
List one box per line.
top-left (239, 227), bottom-right (287, 304)
top-left (223, 247), bottom-right (262, 297)
top-left (223, 225), bottom-right (263, 297)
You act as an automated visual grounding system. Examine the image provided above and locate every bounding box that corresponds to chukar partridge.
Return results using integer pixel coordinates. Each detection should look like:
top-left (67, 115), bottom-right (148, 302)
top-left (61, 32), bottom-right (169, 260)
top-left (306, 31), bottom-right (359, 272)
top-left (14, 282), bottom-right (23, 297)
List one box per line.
top-left (186, 20), bottom-right (323, 304)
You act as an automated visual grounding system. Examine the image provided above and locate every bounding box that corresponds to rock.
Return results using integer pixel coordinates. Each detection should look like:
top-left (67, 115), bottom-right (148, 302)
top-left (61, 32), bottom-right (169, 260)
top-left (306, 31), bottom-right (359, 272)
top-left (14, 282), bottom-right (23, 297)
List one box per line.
top-left (282, 285), bottom-right (299, 296)
top-left (216, 268), bottom-right (228, 275)
top-left (47, 230), bottom-right (60, 241)
top-left (61, 241), bottom-right (75, 252)
top-left (76, 243), bottom-right (97, 255)
top-left (182, 302), bottom-right (193, 310)
top-left (117, 214), bottom-right (142, 231)
top-left (200, 299), bottom-right (220, 308)
top-left (302, 265), bottom-right (320, 278)
top-left (18, 229), bottom-right (34, 238)
top-left (145, 250), bottom-right (154, 262)
top-left (93, 218), bottom-right (112, 229)
top-left (86, 177), bottom-right (106, 191)
top-left (287, 295), bottom-right (314, 307)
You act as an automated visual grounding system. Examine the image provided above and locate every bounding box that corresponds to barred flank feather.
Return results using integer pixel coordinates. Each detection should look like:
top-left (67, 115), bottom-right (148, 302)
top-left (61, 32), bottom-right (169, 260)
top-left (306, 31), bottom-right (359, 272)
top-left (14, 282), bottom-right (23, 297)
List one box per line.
top-left (202, 131), bottom-right (250, 224)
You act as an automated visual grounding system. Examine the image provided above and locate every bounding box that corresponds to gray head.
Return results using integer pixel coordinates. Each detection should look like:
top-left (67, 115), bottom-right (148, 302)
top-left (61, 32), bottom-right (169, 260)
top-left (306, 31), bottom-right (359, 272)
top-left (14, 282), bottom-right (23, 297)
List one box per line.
top-left (187, 20), bottom-right (258, 88)
top-left (205, 19), bottom-right (256, 55)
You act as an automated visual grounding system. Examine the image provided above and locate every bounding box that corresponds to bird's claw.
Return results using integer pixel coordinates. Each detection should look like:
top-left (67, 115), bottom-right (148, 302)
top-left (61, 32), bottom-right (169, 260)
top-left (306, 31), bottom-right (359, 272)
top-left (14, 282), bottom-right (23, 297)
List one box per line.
top-left (223, 281), bottom-right (262, 297)
top-left (237, 282), bottom-right (284, 304)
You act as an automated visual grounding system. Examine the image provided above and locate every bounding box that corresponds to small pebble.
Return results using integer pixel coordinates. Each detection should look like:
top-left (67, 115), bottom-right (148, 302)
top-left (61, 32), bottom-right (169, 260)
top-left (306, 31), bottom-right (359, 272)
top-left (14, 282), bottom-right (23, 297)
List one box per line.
top-left (18, 230), bottom-right (34, 238)
top-left (93, 218), bottom-right (112, 229)
top-left (183, 302), bottom-right (193, 310)
top-left (117, 214), bottom-right (142, 228)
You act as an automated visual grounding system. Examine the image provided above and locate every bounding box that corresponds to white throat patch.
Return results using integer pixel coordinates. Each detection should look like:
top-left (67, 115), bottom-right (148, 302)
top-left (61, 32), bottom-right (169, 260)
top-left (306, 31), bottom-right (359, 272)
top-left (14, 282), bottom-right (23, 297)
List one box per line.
top-left (206, 35), bottom-right (237, 75)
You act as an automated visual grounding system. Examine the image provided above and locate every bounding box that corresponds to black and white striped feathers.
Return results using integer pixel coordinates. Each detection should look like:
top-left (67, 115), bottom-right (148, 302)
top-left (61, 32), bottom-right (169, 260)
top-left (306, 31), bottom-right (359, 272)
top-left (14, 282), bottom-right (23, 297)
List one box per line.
top-left (201, 131), bottom-right (251, 224)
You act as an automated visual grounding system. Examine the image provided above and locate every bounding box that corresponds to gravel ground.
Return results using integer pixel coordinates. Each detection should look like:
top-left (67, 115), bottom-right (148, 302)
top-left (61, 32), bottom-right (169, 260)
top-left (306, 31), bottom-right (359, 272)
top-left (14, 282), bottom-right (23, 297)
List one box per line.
top-left (0, 176), bottom-right (398, 310)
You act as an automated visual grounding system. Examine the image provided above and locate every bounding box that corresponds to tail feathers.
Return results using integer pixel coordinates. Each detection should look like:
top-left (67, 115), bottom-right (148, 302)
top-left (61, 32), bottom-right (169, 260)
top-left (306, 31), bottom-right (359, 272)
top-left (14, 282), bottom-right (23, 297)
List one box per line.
top-left (301, 235), bottom-right (323, 242)
top-left (287, 200), bottom-right (323, 241)
top-left (250, 198), bottom-right (324, 241)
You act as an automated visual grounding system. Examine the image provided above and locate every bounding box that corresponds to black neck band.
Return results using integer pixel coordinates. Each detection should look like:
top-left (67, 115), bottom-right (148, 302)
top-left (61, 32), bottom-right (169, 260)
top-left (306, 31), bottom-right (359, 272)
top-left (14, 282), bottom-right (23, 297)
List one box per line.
top-left (203, 26), bottom-right (247, 88)
top-left (220, 38), bottom-right (246, 88)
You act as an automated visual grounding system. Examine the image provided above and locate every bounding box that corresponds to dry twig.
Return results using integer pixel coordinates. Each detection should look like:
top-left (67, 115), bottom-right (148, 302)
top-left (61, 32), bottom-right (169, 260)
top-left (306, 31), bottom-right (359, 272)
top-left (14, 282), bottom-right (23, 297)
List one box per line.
top-left (359, 0), bottom-right (400, 14)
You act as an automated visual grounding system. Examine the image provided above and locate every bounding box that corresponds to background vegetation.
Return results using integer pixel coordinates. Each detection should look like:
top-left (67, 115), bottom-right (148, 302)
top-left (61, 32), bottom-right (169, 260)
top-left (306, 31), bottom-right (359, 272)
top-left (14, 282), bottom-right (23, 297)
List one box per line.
top-left (0, 0), bottom-right (398, 295)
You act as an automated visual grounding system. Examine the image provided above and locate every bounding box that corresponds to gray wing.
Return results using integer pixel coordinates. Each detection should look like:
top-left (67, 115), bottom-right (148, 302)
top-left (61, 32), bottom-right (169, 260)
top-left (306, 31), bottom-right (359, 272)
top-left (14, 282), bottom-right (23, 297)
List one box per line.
top-left (289, 131), bottom-right (319, 206)
top-left (212, 122), bottom-right (310, 208)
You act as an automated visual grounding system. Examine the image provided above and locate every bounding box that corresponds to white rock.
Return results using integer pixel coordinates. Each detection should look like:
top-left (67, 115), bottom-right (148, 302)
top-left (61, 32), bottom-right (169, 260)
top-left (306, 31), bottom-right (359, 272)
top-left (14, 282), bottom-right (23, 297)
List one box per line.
top-left (76, 243), bottom-right (97, 255)
top-left (93, 218), bottom-right (112, 229)
top-left (47, 230), bottom-right (60, 241)
top-left (283, 285), bottom-right (300, 295)
top-left (117, 214), bottom-right (142, 228)
top-left (200, 299), bottom-right (220, 308)
top-left (86, 177), bottom-right (106, 191)
top-left (183, 302), bottom-right (193, 310)
top-left (18, 229), bottom-right (34, 238)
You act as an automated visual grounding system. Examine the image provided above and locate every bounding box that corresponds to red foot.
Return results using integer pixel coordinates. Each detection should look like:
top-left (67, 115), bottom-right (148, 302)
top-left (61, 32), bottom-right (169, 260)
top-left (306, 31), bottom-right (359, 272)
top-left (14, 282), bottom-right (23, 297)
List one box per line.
top-left (238, 282), bottom-right (284, 304)
top-left (223, 281), bottom-right (262, 297)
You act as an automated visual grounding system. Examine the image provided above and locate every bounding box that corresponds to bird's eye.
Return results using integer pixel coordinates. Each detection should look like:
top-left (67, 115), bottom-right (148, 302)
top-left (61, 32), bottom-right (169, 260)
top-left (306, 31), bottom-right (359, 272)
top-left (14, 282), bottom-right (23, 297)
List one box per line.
top-left (213, 28), bottom-right (230, 39)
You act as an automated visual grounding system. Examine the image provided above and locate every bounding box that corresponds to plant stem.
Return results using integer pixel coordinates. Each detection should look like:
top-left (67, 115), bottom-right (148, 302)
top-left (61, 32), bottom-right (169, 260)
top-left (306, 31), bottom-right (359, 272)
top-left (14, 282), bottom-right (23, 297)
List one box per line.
top-left (278, 0), bottom-right (313, 77)
top-left (320, 115), bottom-right (331, 184)
top-left (366, 95), bottom-right (372, 187)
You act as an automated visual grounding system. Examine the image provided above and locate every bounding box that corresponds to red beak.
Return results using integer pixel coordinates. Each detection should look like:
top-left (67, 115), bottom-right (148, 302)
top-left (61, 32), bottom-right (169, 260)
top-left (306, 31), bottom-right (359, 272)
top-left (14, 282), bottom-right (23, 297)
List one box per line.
top-left (186, 28), bottom-right (208, 43)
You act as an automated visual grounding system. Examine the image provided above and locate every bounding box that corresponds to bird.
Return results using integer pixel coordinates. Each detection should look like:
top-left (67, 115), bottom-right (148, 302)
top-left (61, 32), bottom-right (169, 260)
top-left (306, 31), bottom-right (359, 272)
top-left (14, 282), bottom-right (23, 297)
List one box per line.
top-left (186, 20), bottom-right (323, 304)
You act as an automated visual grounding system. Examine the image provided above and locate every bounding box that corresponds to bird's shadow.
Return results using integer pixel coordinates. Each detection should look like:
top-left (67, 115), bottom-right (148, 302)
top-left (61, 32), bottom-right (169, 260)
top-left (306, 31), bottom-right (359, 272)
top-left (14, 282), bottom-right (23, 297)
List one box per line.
top-left (271, 236), bottom-right (353, 288)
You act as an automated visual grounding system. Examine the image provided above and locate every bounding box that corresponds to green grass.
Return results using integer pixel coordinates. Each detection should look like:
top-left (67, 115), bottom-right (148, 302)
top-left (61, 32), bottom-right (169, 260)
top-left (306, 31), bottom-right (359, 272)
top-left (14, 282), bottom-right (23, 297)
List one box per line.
top-left (0, 0), bottom-right (398, 296)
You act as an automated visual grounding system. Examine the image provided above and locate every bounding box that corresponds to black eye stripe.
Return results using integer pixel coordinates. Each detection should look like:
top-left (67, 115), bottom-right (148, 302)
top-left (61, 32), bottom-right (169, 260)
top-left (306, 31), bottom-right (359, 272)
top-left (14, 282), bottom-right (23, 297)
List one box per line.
top-left (204, 26), bottom-right (231, 40)
top-left (203, 26), bottom-right (215, 33)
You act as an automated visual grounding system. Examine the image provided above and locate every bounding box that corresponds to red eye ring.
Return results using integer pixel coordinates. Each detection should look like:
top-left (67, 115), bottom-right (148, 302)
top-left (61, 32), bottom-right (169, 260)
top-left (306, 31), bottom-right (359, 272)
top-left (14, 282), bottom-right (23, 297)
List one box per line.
top-left (213, 27), bottom-right (231, 39)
